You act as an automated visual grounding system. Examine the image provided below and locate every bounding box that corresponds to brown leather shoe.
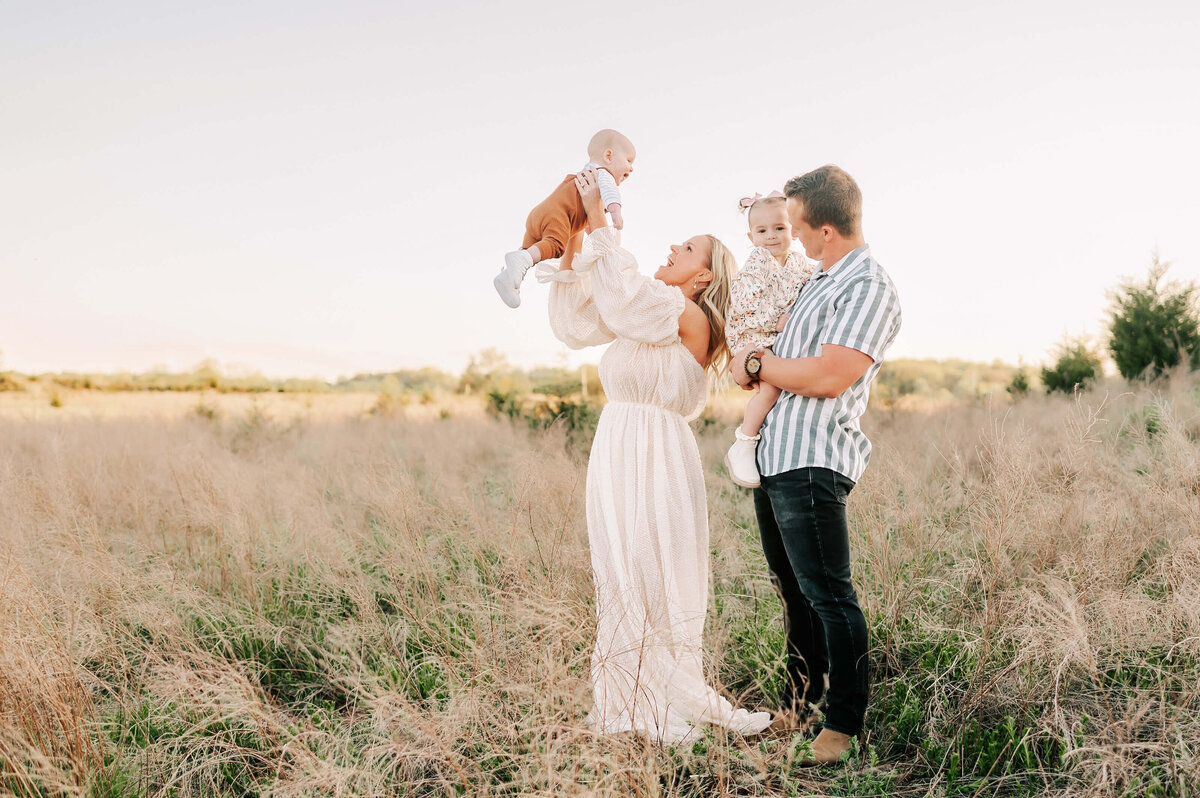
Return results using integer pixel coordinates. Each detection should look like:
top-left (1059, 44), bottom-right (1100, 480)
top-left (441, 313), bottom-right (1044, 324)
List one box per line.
top-left (768, 704), bottom-right (820, 736)
top-left (798, 729), bottom-right (854, 766)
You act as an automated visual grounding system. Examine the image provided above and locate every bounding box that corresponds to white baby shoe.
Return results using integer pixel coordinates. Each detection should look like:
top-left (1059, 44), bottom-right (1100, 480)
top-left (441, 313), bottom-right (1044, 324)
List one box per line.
top-left (494, 249), bottom-right (534, 308)
top-left (724, 429), bottom-right (761, 488)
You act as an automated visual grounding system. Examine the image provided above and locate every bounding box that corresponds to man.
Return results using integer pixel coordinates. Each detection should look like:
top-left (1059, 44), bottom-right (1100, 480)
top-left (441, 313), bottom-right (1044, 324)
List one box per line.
top-left (730, 164), bottom-right (902, 765)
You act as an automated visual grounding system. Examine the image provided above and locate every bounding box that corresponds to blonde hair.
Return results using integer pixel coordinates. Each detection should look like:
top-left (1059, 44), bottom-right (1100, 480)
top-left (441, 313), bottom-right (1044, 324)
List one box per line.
top-left (696, 235), bottom-right (735, 376)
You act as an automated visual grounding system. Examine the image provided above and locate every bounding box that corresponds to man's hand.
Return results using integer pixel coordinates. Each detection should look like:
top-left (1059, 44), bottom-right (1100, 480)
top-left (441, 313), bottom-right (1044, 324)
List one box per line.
top-left (775, 312), bottom-right (791, 333)
top-left (730, 344), bottom-right (759, 390)
top-left (608, 203), bottom-right (624, 230)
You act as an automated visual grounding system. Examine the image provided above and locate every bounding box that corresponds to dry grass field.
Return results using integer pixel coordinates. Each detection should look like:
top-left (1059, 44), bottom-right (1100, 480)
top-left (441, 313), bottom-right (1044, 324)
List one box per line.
top-left (1, 383), bottom-right (1198, 797)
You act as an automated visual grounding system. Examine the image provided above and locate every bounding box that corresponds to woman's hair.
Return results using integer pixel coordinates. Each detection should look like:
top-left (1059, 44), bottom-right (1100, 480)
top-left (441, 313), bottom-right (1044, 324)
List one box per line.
top-left (696, 235), bottom-right (735, 375)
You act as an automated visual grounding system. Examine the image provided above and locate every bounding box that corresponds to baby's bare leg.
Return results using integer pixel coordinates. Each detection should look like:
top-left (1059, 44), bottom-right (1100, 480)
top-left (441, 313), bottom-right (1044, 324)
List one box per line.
top-left (560, 231), bottom-right (584, 270)
top-left (740, 381), bottom-right (783, 437)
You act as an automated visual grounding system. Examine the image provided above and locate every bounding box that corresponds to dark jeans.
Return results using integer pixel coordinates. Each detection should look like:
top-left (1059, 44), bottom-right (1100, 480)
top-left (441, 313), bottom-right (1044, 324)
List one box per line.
top-left (754, 466), bottom-right (869, 736)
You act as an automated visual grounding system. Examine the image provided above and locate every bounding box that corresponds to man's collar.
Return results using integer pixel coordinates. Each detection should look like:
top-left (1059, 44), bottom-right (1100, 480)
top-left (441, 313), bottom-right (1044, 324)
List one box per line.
top-left (812, 245), bottom-right (870, 283)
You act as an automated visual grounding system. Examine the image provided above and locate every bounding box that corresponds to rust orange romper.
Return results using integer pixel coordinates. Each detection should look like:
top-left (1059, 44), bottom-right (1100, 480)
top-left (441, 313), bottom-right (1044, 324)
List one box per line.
top-left (521, 175), bottom-right (588, 260)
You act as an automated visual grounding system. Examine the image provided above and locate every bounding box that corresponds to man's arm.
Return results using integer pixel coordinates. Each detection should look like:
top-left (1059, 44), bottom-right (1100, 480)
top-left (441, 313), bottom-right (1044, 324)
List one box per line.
top-left (759, 345), bottom-right (873, 399)
top-left (730, 272), bottom-right (899, 396)
top-left (731, 342), bottom-right (873, 399)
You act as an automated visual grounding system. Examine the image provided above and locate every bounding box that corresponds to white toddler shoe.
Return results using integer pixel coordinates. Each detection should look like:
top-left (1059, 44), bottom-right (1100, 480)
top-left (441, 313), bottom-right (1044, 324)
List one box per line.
top-left (724, 428), bottom-right (761, 488)
top-left (495, 250), bottom-right (534, 308)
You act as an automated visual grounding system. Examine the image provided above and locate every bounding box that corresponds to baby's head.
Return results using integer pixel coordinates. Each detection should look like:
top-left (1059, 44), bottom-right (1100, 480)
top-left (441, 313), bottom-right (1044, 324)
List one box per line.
top-left (588, 129), bottom-right (636, 184)
top-left (739, 192), bottom-right (791, 258)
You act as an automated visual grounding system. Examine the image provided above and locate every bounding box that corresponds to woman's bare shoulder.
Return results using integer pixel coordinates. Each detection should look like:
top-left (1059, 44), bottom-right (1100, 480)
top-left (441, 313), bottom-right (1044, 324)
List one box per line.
top-left (678, 298), bottom-right (711, 365)
top-left (678, 297), bottom-right (707, 330)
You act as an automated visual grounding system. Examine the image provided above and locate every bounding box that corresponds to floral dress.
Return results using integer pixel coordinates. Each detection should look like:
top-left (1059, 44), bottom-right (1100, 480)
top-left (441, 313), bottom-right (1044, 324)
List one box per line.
top-left (725, 247), bottom-right (816, 353)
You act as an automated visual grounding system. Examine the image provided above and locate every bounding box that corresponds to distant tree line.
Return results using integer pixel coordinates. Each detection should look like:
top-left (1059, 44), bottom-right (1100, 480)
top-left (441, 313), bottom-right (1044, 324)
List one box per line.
top-left (6, 253), bottom-right (1195, 403)
top-left (0, 349), bottom-right (601, 400)
top-left (873, 358), bottom-right (1019, 405)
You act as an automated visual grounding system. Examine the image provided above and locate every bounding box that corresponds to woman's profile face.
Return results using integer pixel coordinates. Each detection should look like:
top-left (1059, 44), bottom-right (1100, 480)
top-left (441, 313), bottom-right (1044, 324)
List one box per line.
top-left (654, 236), bottom-right (712, 289)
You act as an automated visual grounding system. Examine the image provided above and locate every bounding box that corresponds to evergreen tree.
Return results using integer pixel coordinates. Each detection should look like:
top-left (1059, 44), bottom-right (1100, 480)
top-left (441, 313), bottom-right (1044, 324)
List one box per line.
top-left (1107, 254), bottom-right (1200, 381)
top-left (1041, 338), bottom-right (1101, 394)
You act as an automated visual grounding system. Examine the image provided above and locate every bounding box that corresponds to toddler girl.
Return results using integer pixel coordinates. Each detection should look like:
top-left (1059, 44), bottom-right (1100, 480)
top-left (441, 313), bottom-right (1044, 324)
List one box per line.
top-left (724, 192), bottom-right (816, 488)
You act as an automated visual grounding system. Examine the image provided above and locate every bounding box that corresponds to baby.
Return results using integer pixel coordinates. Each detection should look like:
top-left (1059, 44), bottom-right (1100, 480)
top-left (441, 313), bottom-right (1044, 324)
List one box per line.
top-left (494, 129), bottom-right (635, 308)
top-left (724, 192), bottom-right (816, 488)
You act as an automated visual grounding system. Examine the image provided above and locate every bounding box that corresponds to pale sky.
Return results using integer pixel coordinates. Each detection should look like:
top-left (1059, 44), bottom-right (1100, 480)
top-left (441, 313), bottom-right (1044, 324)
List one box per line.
top-left (3, 1), bottom-right (1199, 379)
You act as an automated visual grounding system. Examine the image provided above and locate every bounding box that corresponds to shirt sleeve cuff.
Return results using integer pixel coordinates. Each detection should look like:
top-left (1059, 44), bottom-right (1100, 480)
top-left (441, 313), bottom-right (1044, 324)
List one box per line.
top-left (534, 259), bottom-right (578, 283)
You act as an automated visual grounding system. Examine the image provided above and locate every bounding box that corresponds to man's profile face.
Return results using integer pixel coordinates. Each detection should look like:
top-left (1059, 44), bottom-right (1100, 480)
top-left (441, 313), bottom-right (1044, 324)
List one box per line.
top-left (786, 197), bottom-right (824, 261)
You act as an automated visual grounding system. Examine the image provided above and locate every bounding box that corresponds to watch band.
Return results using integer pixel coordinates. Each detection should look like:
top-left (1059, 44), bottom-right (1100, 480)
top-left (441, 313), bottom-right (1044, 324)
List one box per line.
top-left (744, 348), bottom-right (765, 379)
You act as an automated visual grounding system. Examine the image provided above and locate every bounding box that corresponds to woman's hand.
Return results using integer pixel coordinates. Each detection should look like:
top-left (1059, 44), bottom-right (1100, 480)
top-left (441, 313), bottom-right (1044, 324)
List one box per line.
top-left (574, 168), bottom-right (609, 231)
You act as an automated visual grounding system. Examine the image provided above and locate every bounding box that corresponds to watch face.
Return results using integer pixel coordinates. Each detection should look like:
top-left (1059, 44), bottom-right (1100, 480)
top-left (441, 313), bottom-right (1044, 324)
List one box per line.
top-left (747, 356), bottom-right (761, 375)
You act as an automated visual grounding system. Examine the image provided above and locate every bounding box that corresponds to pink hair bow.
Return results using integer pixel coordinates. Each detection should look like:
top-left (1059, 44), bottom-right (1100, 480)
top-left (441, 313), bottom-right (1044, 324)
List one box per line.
top-left (738, 190), bottom-right (785, 208)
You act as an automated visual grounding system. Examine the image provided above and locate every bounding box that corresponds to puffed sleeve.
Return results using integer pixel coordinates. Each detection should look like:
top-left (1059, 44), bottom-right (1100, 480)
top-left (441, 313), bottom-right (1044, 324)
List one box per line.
top-left (726, 247), bottom-right (781, 352)
top-left (558, 228), bottom-right (684, 347)
top-left (538, 256), bottom-right (616, 349)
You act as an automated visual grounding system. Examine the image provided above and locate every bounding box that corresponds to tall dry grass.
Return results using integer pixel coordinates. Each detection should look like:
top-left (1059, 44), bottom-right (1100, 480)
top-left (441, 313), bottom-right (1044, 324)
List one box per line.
top-left (0, 385), bottom-right (1197, 796)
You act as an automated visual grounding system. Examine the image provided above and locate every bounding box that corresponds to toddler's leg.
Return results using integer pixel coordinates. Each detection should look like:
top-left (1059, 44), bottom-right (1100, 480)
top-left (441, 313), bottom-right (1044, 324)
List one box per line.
top-left (740, 382), bottom-right (782, 437)
top-left (561, 231), bottom-right (584, 271)
top-left (725, 382), bottom-right (783, 489)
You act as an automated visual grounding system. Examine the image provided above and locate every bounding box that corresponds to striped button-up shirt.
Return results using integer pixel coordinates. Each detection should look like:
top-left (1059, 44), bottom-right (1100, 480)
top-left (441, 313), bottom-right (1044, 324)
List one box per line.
top-left (758, 245), bottom-right (901, 482)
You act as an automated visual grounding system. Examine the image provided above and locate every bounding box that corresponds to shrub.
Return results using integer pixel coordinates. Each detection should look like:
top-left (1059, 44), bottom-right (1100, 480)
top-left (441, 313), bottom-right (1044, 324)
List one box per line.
top-left (369, 391), bottom-right (409, 418)
top-left (528, 396), bottom-right (598, 436)
top-left (191, 401), bottom-right (221, 422)
top-left (1041, 339), bottom-right (1101, 394)
top-left (1107, 254), bottom-right (1200, 381)
top-left (1007, 369), bottom-right (1030, 397)
top-left (0, 372), bottom-right (25, 392)
top-left (485, 389), bottom-right (523, 420)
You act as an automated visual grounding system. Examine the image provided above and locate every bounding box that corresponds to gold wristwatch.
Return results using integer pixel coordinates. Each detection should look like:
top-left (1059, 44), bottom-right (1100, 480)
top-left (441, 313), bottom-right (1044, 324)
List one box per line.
top-left (745, 348), bottom-right (765, 379)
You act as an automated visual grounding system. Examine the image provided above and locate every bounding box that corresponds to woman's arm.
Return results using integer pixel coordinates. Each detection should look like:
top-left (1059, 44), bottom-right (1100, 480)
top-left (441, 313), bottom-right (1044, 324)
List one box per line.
top-left (557, 169), bottom-right (608, 272)
top-left (562, 171), bottom-right (696, 350)
top-left (554, 166), bottom-right (604, 272)
top-left (575, 168), bottom-right (609, 232)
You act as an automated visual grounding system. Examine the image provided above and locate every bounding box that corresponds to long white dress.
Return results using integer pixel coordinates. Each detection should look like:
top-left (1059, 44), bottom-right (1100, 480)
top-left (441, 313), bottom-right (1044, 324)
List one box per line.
top-left (540, 227), bottom-right (772, 743)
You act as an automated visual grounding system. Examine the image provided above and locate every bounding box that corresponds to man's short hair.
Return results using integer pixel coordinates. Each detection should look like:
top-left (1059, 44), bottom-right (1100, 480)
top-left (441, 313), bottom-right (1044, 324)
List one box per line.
top-left (783, 165), bottom-right (861, 237)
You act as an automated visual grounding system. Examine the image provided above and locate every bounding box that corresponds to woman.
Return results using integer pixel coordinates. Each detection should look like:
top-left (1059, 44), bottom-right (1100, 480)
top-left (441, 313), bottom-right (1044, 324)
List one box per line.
top-left (540, 169), bottom-right (771, 743)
